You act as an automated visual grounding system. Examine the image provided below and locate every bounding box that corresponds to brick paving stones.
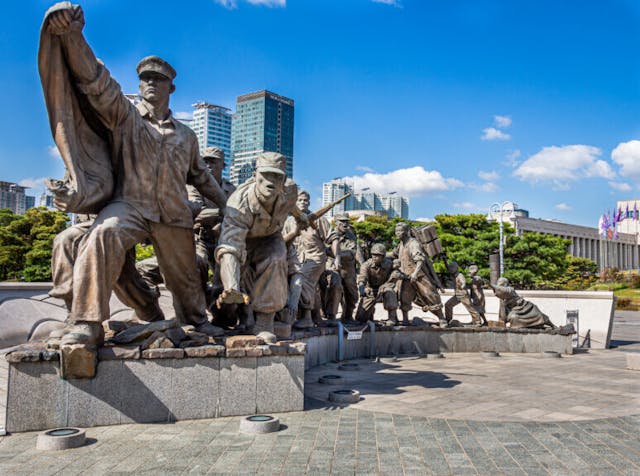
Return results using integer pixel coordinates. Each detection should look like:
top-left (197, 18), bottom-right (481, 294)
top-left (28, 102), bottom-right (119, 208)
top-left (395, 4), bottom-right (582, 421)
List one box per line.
top-left (0, 409), bottom-right (638, 475)
top-left (0, 311), bottom-right (638, 474)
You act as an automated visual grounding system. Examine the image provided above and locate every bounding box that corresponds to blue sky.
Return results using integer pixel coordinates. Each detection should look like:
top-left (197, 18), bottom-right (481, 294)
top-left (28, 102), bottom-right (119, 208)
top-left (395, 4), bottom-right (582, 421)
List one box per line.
top-left (2, 0), bottom-right (639, 226)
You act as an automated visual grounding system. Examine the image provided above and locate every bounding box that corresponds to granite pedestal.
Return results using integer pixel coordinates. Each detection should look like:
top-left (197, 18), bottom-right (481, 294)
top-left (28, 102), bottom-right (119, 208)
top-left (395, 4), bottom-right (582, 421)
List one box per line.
top-left (5, 350), bottom-right (304, 433)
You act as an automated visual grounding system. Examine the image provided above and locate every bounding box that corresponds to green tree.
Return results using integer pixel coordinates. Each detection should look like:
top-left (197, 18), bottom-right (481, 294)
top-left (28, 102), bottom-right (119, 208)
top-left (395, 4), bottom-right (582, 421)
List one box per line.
top-left (432, 213), bottom-right (502, 278)
top-left (135, 243), bottom-right (155, 261)
top-left (0, 207), bottom-right (68, 281)
top-left (352, 215), bottom-right (403, 252)
top-left (503, 232), bottom-right (571, 288)
top-left (552, 255), bottom-right (599, 290)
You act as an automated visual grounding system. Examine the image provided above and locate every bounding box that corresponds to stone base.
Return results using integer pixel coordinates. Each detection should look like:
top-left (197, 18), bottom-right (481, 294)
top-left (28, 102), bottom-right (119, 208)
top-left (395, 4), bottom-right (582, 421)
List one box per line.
top-left (5, 353), bottom-right (304, 433)
top-left (300, 326), bottom-right (574, 370)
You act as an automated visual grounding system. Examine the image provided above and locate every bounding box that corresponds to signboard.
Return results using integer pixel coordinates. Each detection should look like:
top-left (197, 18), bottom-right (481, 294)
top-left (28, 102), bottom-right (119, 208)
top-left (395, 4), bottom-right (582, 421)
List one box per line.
top-left (566, 310), bottom-right (579, 347)
top-left (347, 331), bottom-right (363, 341)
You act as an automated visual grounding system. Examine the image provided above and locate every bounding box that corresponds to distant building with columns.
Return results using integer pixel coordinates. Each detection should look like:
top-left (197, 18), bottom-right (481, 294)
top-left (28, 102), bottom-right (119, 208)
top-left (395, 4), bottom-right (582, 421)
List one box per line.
top-left (513, 216), bottom-right (638, 271)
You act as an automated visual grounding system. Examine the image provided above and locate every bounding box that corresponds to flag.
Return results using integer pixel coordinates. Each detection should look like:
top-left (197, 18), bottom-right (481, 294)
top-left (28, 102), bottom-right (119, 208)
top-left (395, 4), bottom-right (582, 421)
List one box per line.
top-left (598, 213), bottom-right (605, 237)
top-left (635, 202), bottom-right (638, 221)
top-left (625, 203), bottom-right (629, 220)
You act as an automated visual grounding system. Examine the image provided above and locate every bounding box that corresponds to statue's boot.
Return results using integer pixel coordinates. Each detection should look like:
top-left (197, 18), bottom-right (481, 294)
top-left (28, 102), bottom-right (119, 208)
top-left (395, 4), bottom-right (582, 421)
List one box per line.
top-left (196, 321), bottom-right (225, 337)
top-left (236, 305), bottom-right (255, 332)
top-left (46, 322), bottom-right (75, 349)
top-left (293, 309), bottom-right (315, 329)
top-left (59, 322), bottom-right (104, 348)
top-left (253, 311), bottom-right (275, 338)
top-left (387, 309), bottom-right (399, 325)
top-left (323, 314), bottom-right (339, 327)
top-left (401, 310), bottom-right (411, 325)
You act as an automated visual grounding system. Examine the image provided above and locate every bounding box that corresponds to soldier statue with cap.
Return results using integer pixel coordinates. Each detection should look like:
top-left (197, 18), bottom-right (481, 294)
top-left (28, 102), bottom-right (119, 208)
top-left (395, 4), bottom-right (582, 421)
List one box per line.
top-left (215, 152), bottom-right (298, 337)
top-left (41, 3), bottom-right (228, 347)
top-left (355, 243), bottom-right (401, 324)
top-left (282, 190), bottom-right (339, 329)
top-left (324, 213), bottom-right (363, 323)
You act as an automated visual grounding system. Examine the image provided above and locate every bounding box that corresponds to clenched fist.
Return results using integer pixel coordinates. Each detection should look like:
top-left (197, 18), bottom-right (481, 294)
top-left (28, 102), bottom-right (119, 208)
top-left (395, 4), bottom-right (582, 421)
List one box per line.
top-left (46, 3), bottom-right (85, 35)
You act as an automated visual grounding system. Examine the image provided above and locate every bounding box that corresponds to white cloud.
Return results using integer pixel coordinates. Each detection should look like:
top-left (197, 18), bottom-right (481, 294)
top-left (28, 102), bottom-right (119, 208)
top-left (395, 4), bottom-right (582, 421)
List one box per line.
top-left (554, 203), bottom-right (572, 211)
top-left (503, 149), bottom-right (521, 167)
top-left (47, 145), bottom-right (61, 159)
top-left (453, 202), bottom-right (480, 211)
top-left (174, 111), bottom-right (193, 121)
top-left (478, 170), bottom-right (499, 182)
top-left (18, 177), bottom-right (47, 190)
top-left (481, 127), bottom-right (511, 141)
top-left (356, 165), bottom-right (375, 173)
top-left (344, 166), bottom-right (463, 197)
top-left (214, 0), bottom-right (285, 9)
top-left (247, 0), bottom-right (286, 6)
top-left (469, 182), bottom-right (498, 193)
top-left (608, 181), bottom-right (632, 192)
top-left (494, 115), bottom-right (512, 128)
top-left (611, 140), bottom-right (640, 178)
top-left (372, 0), bottom-right (401, 6)
top-left (414, 217), bottom-right (433, 223)
top-left (514, 145), bottom-right (615, 188)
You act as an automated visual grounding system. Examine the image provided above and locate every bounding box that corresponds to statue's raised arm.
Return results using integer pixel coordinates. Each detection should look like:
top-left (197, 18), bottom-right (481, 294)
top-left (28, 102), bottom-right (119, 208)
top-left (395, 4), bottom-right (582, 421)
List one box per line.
top-left (39, 2), bottom-right (115, 213)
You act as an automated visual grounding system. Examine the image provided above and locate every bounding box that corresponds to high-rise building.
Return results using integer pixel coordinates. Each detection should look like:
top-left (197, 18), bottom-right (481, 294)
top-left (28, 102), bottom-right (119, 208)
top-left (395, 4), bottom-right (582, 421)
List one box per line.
top-left (230, 90), bottom-right (294, 185)
top-left (322, 179), bottom-right (356, 217)
top-left (188, 102), bottom-right (232, 178)
top-left (39, 192), bottom-right (55, 209)
top-left (25, 196), bottom-right (35, 210)
top-left (379, 192), bottom-right (409, 219)
top-left (321, 179), bottom-right (409, 219)
top-left (0, 181), bottom-right (30, 215)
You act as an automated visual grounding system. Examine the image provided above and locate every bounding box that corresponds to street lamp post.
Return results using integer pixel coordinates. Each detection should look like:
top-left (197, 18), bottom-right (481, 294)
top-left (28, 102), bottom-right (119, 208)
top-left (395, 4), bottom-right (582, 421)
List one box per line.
top-left (487, 201), bottom-right (517, 277)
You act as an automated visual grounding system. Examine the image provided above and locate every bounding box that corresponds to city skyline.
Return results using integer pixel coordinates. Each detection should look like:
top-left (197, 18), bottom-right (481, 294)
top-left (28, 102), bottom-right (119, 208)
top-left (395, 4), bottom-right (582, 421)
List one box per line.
top-left (322, 178), bottom-right (409, 219)
top-left (1, 1), bottom-right (638, 226)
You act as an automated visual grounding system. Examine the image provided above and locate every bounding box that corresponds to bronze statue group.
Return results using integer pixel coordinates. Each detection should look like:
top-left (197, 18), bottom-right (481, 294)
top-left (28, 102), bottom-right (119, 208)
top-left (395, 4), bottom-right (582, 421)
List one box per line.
top-left (40, 3), bottom-right (554, 350)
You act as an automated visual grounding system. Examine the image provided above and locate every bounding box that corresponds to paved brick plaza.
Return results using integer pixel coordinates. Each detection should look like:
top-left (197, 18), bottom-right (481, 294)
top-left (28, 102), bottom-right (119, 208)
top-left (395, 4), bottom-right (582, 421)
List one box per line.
top-left (0, 311), bottom-right (638, 475)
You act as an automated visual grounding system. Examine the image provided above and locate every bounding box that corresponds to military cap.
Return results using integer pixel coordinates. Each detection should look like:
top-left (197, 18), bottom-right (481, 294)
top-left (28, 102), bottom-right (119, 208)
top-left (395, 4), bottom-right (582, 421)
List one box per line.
top-left (335, 213), bottom-right (351, 222)
top-left (136, 55), bottom-right (176, 80)
top-left (256, 152), bottom-right (286, 175)
top-left (371, 243), bottom-right (386, 256)
top-left (202, 147), bottom-right (225, 161)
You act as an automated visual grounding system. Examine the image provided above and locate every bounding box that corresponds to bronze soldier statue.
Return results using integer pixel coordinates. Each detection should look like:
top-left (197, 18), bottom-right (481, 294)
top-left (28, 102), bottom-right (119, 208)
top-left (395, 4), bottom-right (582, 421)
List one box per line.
top-left (489, 277), bottom-right (556, 329)
top-left (282, 190), bottom-right (339, 329)
top-left (215, 152), bottom-right (297, 336)
top-left (443, 261), bottom-right (487, 326)
top-left (325, 213), bottom-right (363, 323)
top-left (394, 222), bottom-right (447, 326)
top-left (355, 243), bottom-right (400, 324)
top-left (41, 4), bottom-right (227, 346)
top-left (468, 264), bottom-right (486, 315)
